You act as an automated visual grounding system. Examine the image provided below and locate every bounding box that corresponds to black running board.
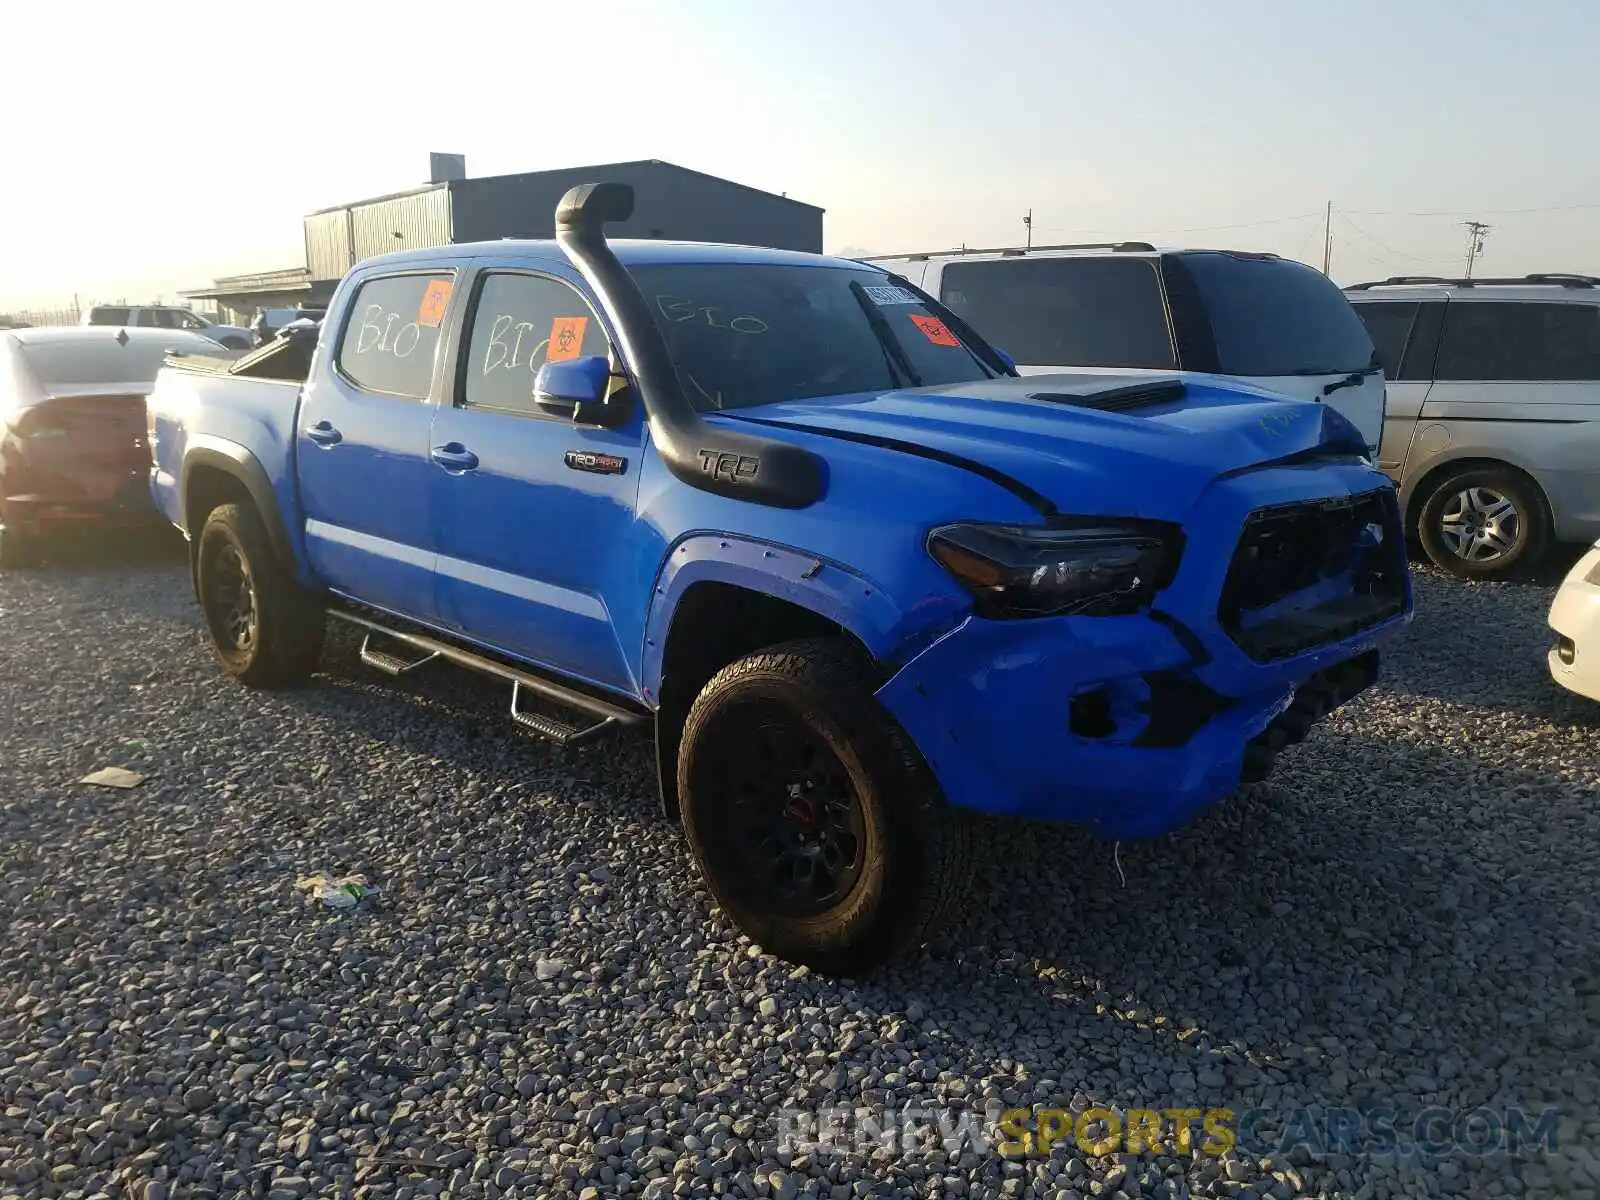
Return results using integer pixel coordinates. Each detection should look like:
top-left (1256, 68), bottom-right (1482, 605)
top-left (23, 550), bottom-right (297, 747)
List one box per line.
top-left (330, 610), bottom-right (647, 748)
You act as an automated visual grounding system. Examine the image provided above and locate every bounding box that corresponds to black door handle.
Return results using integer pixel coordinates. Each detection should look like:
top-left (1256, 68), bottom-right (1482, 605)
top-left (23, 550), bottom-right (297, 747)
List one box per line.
top-left (305, 420), bottom-right (342, 446)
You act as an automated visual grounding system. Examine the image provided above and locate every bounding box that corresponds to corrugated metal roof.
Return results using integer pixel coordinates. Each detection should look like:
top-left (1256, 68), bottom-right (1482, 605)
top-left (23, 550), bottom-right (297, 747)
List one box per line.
top-left (304, 161), bottom-right (822, 219)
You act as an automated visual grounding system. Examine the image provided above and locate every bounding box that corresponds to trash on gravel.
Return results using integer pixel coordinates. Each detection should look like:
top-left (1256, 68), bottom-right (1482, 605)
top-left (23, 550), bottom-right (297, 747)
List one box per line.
top-left (78, 767), bottom-right (145, 789)
top-left (296, 872), bottom-right (378, 908)
top-left (121, 737), bottom-right (153, 756)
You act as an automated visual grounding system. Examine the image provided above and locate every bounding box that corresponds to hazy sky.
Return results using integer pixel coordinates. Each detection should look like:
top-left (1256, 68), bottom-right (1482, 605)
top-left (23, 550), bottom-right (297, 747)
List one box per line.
top-left (4, 0), bottom-right (1599, 309)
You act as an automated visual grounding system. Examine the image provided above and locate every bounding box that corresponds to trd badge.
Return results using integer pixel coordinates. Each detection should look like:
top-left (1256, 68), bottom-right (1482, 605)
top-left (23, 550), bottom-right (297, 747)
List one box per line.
top-left (564, 450), bottom-right (627, 476)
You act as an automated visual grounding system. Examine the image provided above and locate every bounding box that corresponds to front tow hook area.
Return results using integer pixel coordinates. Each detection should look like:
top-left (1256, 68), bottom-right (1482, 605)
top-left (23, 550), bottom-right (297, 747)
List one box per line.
top-left (1240, 650), bottom-right (1380, 784)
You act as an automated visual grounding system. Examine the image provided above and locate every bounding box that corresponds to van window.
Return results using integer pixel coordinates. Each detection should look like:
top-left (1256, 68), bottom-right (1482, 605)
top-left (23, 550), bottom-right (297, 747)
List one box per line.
top-left (1351, 302), bottom-right (1419, 378)
top-left (1173, 253), bottom-right (1376, 377)
top-left (1434, 301), bottom-right (1600, 381)
top-left (87, 306), bottom-right (131, 326)
top-left (938, 258), bottom-right (1175, 369)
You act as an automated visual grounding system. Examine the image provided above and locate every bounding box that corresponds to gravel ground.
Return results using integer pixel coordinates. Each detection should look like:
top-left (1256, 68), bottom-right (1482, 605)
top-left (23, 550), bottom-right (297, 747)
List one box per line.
top-left (1, 534), bottom-right (1597, 1200)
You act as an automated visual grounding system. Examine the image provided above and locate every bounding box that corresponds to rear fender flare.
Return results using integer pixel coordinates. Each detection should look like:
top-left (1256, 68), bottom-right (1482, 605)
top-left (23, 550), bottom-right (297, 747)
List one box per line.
top-left (180, 438), bottom-right (296, 573)
top-left (639, 534), bottom-right (909, 704)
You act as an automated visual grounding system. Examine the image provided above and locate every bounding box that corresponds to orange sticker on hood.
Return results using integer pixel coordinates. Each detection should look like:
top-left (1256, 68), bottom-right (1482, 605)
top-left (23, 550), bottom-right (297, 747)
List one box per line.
top-left (417, 280), bottom-right (452, 327)
top-left (548, 316), bottom-right (589, 362)
top-left (909, 313), bottom-right (960, 347)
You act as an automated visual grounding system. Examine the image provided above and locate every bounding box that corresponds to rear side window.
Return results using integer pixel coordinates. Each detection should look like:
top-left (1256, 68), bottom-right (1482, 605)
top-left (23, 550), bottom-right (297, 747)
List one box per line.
top-left (336, 273), bottom-right (452, 399)
top-left (87, 306), bottom-right (131, 326)
top-left (939, 258), bottom-right (1175, 369)
top-left (1435, 302), bottom-right (1600, 381)
top-left (1351, 302), bottom-right (1419, 377)
top-left (461, 272), bottom-right (610, 415)
top-left (1173, 253), bottom-right (1375, 377)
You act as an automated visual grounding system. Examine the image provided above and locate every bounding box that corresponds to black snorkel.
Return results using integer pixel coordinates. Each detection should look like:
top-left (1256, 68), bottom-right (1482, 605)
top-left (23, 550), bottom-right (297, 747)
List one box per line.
top-left (553, 182), bottom-right (825, 509)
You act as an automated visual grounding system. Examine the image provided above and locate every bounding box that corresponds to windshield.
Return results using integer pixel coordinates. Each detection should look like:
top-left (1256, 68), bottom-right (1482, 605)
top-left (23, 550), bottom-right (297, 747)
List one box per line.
top-left (18, 333), bottom-right (220, 387)
top-left (1174, 253), bottom-right (1377, 377)
top-left (626, 264), bottom-right (1000, 411)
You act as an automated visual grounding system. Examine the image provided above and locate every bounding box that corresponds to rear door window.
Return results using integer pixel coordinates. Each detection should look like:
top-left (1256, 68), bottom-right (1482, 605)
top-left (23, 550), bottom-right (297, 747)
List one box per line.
top-left (335, 273), bottom-right (453, 399)
top-left (1434, 301), bottom-right (1600, 381)
top-left (938, 258), bottom-right (1176, 369)
top-left (87, 306), bottom-right (131, 326)
top-left (1172, 253), bottom-right (1376, 377)
top-left (1351, 302), bottom-right (1418, 378)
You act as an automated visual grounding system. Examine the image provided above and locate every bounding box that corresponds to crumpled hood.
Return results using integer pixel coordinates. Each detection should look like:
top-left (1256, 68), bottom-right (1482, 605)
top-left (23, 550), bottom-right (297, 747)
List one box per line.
top-left (724, 374), bottom-right (1369, 520)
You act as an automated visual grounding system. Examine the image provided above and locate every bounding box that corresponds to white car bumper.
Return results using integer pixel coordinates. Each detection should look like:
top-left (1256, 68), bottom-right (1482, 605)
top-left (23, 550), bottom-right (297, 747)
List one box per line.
top-left (1548, 542), bottom-right (1600, 702)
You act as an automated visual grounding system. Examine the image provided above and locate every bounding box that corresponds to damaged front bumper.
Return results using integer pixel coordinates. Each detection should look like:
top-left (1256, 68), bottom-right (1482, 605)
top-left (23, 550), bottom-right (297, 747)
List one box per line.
top-left (875, 465), bottom-right (1412, 840)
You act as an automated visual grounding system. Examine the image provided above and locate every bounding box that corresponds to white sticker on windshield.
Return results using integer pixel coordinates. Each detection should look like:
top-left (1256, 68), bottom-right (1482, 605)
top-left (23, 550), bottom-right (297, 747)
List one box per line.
top-left (861, 285), bottom-right (920, 305)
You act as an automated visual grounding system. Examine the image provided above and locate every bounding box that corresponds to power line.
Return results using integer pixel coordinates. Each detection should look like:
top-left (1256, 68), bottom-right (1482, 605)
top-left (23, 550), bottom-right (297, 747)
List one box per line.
top-left (1030, 212), bottom-right (1322, 237)
top-left (1335, 214), bottom-right (1461, 268)
top-left (1344, 202), bottom-right (1600, 218)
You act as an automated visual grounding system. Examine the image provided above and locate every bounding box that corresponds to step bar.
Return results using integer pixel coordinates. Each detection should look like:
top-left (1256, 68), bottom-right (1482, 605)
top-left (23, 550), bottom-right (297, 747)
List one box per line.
top-left (330, 610), bottom-right (648, 748)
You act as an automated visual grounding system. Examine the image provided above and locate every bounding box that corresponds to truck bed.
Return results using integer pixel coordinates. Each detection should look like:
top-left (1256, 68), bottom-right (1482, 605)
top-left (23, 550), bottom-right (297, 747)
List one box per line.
top-left (146, 350), bottom-right (305, 539)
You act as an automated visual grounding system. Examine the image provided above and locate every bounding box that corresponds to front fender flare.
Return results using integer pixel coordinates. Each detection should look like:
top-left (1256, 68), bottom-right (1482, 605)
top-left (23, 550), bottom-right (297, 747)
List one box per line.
top-left (639, 533), bottom-right (913, 703)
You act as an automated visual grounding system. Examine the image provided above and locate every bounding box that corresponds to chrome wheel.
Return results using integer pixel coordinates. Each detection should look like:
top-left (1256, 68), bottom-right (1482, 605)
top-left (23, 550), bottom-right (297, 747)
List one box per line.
top-left (1438, 485), bottom-right (1519, 563)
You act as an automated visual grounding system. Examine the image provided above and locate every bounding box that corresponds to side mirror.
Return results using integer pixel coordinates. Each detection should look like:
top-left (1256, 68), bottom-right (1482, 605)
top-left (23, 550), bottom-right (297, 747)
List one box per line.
top-left (534, 355), bottom-right (630, 428)
top-left (992, 346), bottom-right (1017, 372)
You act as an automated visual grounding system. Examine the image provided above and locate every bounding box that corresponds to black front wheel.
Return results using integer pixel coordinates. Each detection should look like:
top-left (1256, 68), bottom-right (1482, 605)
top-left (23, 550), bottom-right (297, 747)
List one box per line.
top-left (0, 523), bottom-right (39, 570)
top-left (677, 638), bottom-right (973, 975)
top-left (196, 503), bottom-right (324, 686)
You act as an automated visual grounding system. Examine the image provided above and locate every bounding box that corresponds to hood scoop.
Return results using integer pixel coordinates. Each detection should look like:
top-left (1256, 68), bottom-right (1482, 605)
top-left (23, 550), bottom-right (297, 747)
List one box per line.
top-left (1028, 379), bottom-right (1187, 414)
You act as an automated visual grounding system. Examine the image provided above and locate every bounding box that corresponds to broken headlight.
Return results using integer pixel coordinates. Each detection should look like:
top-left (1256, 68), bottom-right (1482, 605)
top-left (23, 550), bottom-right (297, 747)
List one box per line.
top-left (928, 521), bottom-right (1179, 618)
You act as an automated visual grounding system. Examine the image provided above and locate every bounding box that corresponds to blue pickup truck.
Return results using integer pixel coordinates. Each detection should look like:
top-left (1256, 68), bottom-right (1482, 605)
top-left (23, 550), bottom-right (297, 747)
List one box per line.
top-left (146, 183), bottom-right (1412, 973)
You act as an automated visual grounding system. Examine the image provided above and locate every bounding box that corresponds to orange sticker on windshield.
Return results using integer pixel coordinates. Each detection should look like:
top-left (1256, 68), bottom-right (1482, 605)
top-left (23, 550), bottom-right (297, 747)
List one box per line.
top-left (548, 316), bottom-right (589, 362)
top-left (909, 313), bottom-right (960, 347)
top-left (417, 280), bottom-right (452, 327)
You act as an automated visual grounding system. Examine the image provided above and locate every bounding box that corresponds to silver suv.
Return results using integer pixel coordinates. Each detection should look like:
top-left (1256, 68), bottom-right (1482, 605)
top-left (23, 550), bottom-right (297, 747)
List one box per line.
top-left (83, 305), bottom-right (254, 351)
top-left (1346, 274), bottom-right (1600, 578)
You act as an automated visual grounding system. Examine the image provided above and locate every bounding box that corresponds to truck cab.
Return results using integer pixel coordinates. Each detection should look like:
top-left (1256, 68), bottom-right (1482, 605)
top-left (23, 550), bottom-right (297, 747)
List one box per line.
top-left (146, 184), bottom-right (1412, 973)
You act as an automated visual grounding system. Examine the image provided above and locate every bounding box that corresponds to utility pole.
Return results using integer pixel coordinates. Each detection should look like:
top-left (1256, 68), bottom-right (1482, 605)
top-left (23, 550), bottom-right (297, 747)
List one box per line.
top-left (1322, 200), bottom-right (1333, 276)
top-left (1463, 221), bottom-right (1491, 279)
top-left (1024, 208), bottom-right (1033, 251)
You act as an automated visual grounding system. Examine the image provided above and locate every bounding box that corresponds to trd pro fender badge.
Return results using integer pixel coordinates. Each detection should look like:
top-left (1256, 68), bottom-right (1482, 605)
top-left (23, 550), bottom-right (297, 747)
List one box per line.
top-left (564, 450), bottom-right (627, 475)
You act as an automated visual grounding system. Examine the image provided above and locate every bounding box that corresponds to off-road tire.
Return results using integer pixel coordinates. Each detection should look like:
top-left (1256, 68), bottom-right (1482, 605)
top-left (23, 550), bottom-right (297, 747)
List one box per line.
top-left (0, 524), bottom-right (39, 569)
top-left (196, 503), bottom-right (325, 687)
top-left (1417, 465), bottom-right (1551, 580)
top-left (677, 637), bottom-right (973, 975)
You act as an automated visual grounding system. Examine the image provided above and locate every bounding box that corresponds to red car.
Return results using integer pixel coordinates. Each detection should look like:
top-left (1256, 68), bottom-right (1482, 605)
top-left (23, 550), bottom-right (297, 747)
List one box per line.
top-left (1, 326), bottom-right (238, 567)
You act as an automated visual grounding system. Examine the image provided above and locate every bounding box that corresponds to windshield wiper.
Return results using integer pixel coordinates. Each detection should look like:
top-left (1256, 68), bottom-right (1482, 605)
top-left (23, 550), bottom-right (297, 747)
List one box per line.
top-left (849, 281), bottom-right (922, 388)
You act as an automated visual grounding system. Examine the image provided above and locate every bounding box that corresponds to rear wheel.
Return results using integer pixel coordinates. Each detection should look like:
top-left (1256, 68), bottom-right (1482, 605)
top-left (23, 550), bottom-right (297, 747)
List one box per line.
top-left (196, 503), bottom-right (324, 686)
top-left (1417, 466), bottom-right (1550, 580)
top-left (677, 638), bottom-right (972, 975)
top-left (0, 523), bottom-right (39, 569)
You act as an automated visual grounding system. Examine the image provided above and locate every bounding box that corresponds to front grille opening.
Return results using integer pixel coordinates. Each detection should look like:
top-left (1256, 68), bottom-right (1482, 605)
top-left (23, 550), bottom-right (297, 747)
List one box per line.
top-left (1219, 489), bottom-right (1406, 661)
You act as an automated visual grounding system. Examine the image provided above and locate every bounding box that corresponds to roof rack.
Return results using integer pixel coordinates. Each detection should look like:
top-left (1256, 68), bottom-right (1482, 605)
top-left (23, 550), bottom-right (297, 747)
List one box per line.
top-left (1346, 273), bottom-right (1600, 291)
top-left (856, 241), bottom-right (1156, 263)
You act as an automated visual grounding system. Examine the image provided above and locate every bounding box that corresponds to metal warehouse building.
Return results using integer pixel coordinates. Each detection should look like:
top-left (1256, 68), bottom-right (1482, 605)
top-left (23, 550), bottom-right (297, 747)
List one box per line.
top-left (186, 159), bottom-right (824, 322)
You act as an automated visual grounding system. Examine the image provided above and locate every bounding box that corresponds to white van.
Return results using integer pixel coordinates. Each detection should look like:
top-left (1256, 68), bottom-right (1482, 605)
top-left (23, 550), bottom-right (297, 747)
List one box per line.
top-left (863, 244), bottom-right (1386, 454)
